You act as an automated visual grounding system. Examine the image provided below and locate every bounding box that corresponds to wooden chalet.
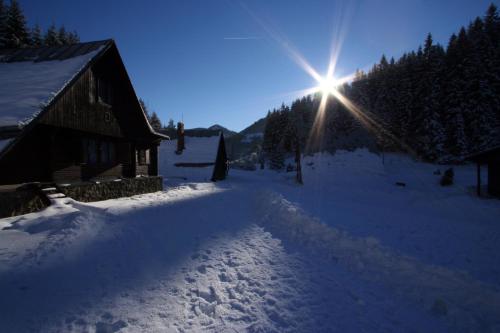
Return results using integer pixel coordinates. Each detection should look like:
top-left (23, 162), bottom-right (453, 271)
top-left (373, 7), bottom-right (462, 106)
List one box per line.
top-left (466, 146), bottom-right (500, 197)
top-left (0, 40), bottom-right (167, 187)
top-left (159, 123), bottom-right (228, 182)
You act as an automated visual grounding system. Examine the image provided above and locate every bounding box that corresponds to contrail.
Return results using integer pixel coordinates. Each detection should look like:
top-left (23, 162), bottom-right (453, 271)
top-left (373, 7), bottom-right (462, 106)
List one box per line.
top-left (223, 37), bottom-right (261, 40)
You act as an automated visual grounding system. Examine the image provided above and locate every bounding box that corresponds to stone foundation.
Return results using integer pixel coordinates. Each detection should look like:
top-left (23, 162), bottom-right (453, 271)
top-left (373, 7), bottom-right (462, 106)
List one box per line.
top-left (0, 184), bottom-right (50, 218)
top-left (58, 176), bottom-right (163, 202)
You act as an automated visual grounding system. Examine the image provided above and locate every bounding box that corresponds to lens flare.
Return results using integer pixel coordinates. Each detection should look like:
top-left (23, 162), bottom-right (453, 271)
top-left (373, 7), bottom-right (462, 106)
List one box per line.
top-left (318, 77), bottom-right (338, 96)
top-left (240, 1), bottom-right (413, 156)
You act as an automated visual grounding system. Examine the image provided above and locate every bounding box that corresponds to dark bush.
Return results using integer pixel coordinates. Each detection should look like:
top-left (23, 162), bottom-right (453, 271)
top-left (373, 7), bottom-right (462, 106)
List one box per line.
top-left (440, 168), bottom-right (454, 186)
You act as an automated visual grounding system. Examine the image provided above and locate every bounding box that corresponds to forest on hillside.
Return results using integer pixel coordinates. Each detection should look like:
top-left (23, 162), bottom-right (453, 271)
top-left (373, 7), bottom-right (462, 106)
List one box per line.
top-left (0, 0), bottom-right (79, 49)
top-left (263, 4), bottom-right (500, 168)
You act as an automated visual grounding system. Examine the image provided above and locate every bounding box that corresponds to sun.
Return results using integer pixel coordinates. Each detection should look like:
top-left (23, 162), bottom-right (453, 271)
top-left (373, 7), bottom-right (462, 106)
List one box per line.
top-left (317, 76), bottom-right (339, 96)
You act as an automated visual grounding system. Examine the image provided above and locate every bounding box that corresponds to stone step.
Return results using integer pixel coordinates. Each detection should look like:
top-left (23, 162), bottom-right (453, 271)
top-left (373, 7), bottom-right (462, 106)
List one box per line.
top-left (47, 193), bottom-right (66, 199)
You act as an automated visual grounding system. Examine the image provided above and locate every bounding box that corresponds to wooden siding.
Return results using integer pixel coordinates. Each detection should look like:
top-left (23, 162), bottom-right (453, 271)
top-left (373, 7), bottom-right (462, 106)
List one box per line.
top-left (38, 63), bottom-right (123, 137)
top-left (82, 164), bottom-right (123, 181)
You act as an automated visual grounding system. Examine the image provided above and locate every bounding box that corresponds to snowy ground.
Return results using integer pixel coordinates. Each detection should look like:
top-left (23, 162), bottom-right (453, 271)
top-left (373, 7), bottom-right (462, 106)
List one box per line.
top-left (1, 149), bottom-right (500, 332)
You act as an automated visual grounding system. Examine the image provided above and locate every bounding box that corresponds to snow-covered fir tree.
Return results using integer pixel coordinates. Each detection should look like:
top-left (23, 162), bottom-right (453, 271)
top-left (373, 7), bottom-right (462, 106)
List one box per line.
top-left (0, 0), bottom-right (7, 48)
top-left (57, 25), bottom-right (68, 45)
top-left (149, 112), bottom-right (163, 131)
top-left (44, 24), bottom-right (59, 46)
top-left (66, 30), bottom-right (80, 44)
top-left (3, 0), bottom-right (29, 48)
top-left (29, 23), bottom-right (43, 47)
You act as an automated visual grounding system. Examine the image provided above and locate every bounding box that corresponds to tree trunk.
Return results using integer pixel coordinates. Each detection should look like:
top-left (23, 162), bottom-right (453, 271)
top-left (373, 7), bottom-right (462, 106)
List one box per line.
top-left (295, 142), bottom-right (303, 185)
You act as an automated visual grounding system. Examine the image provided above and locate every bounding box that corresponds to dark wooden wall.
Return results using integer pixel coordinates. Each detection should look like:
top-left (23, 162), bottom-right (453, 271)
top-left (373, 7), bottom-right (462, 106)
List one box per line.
top-left (39, 69), bottom-right (123, 137)
top-left (0, 127), bottom-right (51, 185)
top-left (488, 154), bottom-right (500, 197)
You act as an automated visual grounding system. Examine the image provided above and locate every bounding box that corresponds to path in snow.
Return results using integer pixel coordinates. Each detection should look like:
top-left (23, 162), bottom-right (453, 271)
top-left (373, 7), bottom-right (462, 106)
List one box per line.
top-left (0, 180), bottom-right (448, 333)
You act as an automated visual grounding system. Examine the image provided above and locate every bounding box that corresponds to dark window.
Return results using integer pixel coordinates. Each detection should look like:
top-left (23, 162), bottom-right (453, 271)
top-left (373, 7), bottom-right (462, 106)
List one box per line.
top-left (109, 142), bottom-right (116, 163)
top-left (100, 141), bottom-right (116, 165)
top-left (101, 142), bottom-right (110, 164)
top-left (83, 139), bottom-right (115, 165)
top-left (96, 76), bottom-right (113, 105)
top-left (82, 139), bottom-right (97, 165)
top-left (138, 149), bottom-right (150, 165)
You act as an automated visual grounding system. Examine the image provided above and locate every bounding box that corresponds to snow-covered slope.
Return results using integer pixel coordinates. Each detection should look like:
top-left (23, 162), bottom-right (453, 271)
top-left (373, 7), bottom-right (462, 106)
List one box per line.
top-left (0, 149), bottom-right (499, 332)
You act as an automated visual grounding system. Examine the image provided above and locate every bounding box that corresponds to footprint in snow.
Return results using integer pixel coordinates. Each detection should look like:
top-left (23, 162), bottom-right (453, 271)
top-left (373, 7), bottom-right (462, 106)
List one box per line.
top-left (218, 273), bottom-right (231, 282)
top-left (95, 320), bottom-right (127, 333)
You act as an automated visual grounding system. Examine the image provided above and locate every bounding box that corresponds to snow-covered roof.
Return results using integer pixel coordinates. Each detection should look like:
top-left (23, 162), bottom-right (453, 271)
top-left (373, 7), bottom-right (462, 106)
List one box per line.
top-left (159, 135), bottom-right (221, 181)
top-left (0, 138), bottom-right (13, 153)
top-left (0, 42), bottom-right (107, 128)
top-left (161, 136), bottom-right (220, 164)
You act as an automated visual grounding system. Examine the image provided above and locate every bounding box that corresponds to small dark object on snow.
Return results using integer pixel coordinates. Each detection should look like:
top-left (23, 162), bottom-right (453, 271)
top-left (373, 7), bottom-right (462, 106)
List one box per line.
top-left (431, 299), bottom-right (448, 317)
top-left (440, 168), bottom-right (454, 186)
top-left (286, 163), bottom-right (295, 172)
top-left (395, 182), bottom-right (406, 187)
top-left (433, 169), bottom-right (441, 175)
top-left (306, 162), bottom-right (314, 167)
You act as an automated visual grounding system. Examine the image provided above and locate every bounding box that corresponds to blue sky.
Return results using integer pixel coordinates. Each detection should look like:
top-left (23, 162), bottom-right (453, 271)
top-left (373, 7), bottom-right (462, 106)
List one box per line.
top-left (22, 0), bottom-right (500, 131)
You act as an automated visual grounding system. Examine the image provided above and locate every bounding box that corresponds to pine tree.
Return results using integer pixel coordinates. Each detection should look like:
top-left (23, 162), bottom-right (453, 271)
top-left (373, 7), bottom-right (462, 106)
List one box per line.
top-left (464, 17), bottom-right (499, 150)
top-left (442, 29), bottom-right (470, 159)
top-left (149, 112), bottom-right (162, 131)
top-left (29, 23), bottom-right (42, 47)
top-left (58, 25), bottom-right (68, 45)
top-left (167, 119), bottom-right (175, 130)
top-left (67, 30), bottom-right (80, 44)
top-left (4, 0), bottom-right (29, 48)
top-left (0, 0), bottom-right (7, 48)
top-left (44, 24), bottom-right (59, 46)
top-left (484, 4), bottom-right (500, 132)
top-left (485, 3), bottom-right (500, 42)
top-left (262, 109), bottom-right (287, 169)
top-left (414, 33), bottom-right (447, 160)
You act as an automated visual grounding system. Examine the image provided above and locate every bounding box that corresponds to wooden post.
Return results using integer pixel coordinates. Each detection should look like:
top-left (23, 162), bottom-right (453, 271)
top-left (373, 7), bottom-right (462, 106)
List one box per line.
top-left (295, 141), bottom-right (303, 185)
top-left (477, 162), bottom-right (481, 197)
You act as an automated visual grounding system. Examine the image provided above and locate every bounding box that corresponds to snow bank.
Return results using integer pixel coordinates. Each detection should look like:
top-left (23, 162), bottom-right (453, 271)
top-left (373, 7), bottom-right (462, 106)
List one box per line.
top-left (0, 48), bottom-right (101, 127)
top-left (255, 190), bottom-right (500, 332)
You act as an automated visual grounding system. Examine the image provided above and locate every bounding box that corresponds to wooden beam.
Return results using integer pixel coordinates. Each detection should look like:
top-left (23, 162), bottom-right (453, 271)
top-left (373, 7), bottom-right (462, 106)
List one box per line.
top-left (477, 162), bottom-right (481, 197)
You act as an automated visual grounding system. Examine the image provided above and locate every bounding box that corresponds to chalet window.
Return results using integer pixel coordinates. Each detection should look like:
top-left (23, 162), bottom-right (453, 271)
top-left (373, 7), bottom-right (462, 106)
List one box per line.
top-left (96, 76), bottom-right (113, 105)
top-left (100, 142), bottom-right (108, 164)
top-left (137, 149), bottom-right (150, 165)
top-left (83, 139), bottom-right (115, 165)
top-left (100, 141), bottom-right (116, 165)
top-left (82, 139), bottom-right (97, 165)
